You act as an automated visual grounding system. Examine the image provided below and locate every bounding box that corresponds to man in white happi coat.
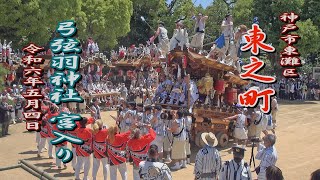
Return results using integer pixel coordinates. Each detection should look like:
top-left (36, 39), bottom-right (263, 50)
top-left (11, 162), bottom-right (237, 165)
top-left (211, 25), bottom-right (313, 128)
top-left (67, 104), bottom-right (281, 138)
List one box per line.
top-left (189, 79), bottom-right (200, 111)
top-left (119, 83), bottom-right (128, 100)
top-left (122, 102), bottom-right (137, 132)
top-left (169, 109), bottom-right (187, 170)
top-left (141, 105), bottom-right (153, 135)
top-left (221, 14), bottom-right (234, 55)
top-left (194, 132), bottom-right (221, 180)
top-left (247, 104), bottom-right (263, 143)
top-left (170, 19), bottom-right (189, 51)
top-left (152, 22), bottom-right (169, 58)
top-left (190, 13), bottom-right (208, 54)
top-left (91, 97), bottom-right (101, 121)
top-left (252, 108), bottom-right (264, 139)
top-left (159, 77), bottom-right (173, 104)
top-left (151, 105), bottom-right (165, 161)
top-left (219, 146), bottom-right (252, 180)
top-left (224, 105), bottom-right (248, 146)
top-left (118, 102), bottom-right (128, 133)
top-left (139, 144), bottom-right (172, 180)
top-left (163, 108), bottom-right (174, 162)
top-left (184, 110), bottom-right (193, 164)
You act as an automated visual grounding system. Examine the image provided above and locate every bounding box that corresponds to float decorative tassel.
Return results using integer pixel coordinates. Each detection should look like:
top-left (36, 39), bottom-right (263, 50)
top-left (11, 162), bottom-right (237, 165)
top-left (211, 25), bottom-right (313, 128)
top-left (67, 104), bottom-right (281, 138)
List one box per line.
top-left (177, 65), bottom-right (181, 79)
top-left (183, 55), bottom-right (187, 69)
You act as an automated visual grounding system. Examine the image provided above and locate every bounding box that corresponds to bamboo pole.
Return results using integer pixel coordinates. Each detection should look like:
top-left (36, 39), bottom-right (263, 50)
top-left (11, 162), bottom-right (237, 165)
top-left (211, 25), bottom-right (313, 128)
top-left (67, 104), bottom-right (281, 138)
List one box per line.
top-left (0, 164), bottom-right (21, 171)
top-left (20, 160), bottom-right (57, 180)
top-left (187, 74), bottom-right (191, 110)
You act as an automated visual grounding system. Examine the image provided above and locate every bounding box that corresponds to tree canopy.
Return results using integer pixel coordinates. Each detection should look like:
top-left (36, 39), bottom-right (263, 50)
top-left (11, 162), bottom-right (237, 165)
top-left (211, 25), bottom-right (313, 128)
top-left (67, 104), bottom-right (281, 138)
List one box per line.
top-left (0, 0), bottom-right (133, 50)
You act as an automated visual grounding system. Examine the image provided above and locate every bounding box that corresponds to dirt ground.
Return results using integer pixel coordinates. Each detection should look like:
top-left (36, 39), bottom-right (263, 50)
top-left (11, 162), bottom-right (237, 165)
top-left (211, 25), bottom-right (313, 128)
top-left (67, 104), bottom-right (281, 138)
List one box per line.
top-left (0, 101), bottom-right (319, 180)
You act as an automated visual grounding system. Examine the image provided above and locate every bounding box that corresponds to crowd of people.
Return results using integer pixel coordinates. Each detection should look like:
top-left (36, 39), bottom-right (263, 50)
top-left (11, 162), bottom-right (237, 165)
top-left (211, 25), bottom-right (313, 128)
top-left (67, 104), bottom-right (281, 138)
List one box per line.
top-left (0, 83), bottom-right (318, 180)
top-left (0, 86), bottom-right (24, 136)
top-left (254, 76), bottom-right (320, 101)
top-left (30, 84), bottom-right (282, 180)
top-left (32, 94), bottom-right (320, 180)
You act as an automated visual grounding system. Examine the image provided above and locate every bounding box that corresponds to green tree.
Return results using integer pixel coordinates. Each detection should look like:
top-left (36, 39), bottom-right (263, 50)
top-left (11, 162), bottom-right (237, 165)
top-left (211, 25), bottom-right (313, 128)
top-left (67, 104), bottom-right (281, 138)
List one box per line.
top-left (0, 0), bottom-right (133, 50)
top-left (118, 0), bottom-right (167, 47)
top-left (232, 0), bottom-right (253, 27)
top-left (250, 0), bottom-right (304, 75)
top-left (0, 0), bottom-right (83, 48)
top-left (293, 19), bottom-right (320, 73)
top-left (204, 0), bottom-right (229, 41)
top-left (301, 0), bottom-right (320, 28)
top-left (295, 19), bottom-right (320, 59)
top-left (301, 0), bottom-right (320, 68)
top-left (78, 0), bottom-right (133, 49)
top-left (0, 65), bottom-right (9, 92)
top-left (161, 0), bottom-right (196, 38)
top-left (118, 0), bottom-right (197, 47)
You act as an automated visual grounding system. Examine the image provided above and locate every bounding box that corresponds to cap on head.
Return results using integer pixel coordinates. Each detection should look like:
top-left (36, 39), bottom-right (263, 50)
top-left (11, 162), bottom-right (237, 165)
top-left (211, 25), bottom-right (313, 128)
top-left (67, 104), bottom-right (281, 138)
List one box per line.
top-left (232, 145), bottom-right (246, 157)
top-left (137, 103), bottom-right (143, 107)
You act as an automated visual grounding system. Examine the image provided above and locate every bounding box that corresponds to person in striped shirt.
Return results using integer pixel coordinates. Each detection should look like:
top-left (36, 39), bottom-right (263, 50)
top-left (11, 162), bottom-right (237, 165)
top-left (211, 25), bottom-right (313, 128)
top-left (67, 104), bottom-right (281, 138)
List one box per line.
top-left (139, 144), bottom-right (172, 180)
top-left (151, 105), bottom-right (165, 161)
top-left (219, 146), bottom-right (251, 180)
top-left (256, 134), bottom-right (278, 180)
top-left (194, 132), bottom-right (221, 179)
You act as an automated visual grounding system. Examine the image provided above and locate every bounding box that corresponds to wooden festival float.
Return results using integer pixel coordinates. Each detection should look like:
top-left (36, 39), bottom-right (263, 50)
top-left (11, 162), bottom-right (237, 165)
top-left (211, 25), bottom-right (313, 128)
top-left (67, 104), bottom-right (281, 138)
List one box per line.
top-left (109, 46), bottom-right (164, 97)
top-left (79, 53), bottom-right (122, 103)
top-left (156, 46), bottom-right (249, 148)
top-left (35, 51), bottom-right (123, 105)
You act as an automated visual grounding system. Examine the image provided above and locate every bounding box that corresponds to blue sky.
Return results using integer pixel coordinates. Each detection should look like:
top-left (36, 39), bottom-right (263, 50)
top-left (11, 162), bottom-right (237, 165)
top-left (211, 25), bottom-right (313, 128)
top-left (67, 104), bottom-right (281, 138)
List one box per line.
top-left (167, 0), bottom-right (213, 8)
top-left (193, 0), bottom-right (212, 8)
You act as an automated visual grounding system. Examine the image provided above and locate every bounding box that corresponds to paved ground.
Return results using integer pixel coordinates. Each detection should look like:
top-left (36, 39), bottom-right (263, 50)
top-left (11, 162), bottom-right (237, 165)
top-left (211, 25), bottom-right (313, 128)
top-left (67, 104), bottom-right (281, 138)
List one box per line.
top-left (0, 101), bottom-right (319, 180)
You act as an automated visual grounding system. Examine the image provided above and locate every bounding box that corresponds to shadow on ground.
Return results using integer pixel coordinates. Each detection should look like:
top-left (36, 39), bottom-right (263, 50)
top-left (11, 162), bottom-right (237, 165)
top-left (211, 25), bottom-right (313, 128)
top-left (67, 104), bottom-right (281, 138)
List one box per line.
top-left (34, 162), bottom-right (54, 168)
top-left (19, 150), bottom-right (38, 155)
top-left (22, 157), bottom-right (42, 161)
top-left (54, 172), bottom-right (75, 178)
